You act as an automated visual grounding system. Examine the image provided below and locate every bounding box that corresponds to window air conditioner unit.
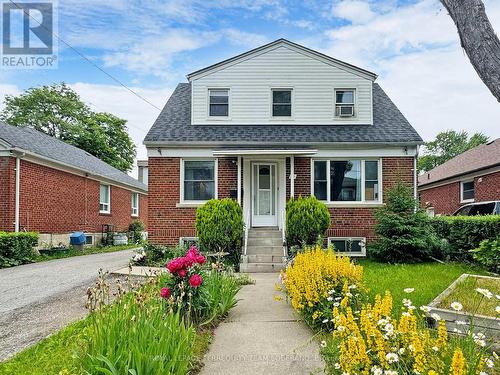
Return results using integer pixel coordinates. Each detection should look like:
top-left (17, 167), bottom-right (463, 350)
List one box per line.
top-left (337, 105), bottom-right (354, 117)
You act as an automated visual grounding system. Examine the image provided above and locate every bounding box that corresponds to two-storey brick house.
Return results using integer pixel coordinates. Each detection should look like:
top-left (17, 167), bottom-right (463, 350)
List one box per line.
top-left (144, 39), bottom-right (422, 269)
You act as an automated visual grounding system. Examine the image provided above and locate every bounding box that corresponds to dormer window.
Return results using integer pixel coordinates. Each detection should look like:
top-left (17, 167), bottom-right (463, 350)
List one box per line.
top-left (272, 89), bottom-right (292, 117)
top-left (335, 89), bottom-right (355, 117)
top-left (209, 89), bottom-right (229, 117)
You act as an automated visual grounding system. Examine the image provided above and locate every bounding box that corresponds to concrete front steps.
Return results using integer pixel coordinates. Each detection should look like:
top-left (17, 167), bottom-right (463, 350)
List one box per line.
top-left (240, 227), bottom-right (286, 273)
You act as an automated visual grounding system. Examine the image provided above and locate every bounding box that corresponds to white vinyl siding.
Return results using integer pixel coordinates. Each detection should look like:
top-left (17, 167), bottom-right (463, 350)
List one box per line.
top-left (191, 45), bottom-right (372, 125)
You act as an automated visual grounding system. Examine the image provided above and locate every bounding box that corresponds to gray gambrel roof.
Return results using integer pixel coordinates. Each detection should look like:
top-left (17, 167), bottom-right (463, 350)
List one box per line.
top-left (0, 122), bottom-right (147, 192)
top-left (144, 83), bottom-right (423, 146)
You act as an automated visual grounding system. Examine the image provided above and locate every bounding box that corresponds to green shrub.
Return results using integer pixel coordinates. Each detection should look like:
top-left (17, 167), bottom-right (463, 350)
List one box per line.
top-left (128, 220), bottom-right (145, 244)
top-left (285, 196), bottom-right (330, 248)
top-left (134, 242), bottom-right (185, 267)
top-left (195, 198), bottom-right (244, 266)
top-left (470, 238), bottom-right (500, 272)
top-left (370, 182), bottom-right (440, 263)
top-left (0, 232), bottom-right (38, 268)
top-left (431, 215), bottom-right (500, 261)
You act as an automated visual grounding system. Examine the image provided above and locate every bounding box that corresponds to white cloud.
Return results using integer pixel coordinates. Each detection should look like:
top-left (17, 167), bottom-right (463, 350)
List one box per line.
top-left (332, 1), bottom-right (376, 24)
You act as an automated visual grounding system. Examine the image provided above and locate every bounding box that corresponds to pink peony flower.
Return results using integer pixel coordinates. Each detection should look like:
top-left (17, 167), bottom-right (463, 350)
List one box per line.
top-left (195, 254), bottom-right (206, 265)
top-left (189, 274), bottom-right (203, 288)
top-left (160, 287), bottom-right (171, 299)
top-left (178, 269), bottom-right (187, 278)
top-left (166, 256), bottom-right (193, 274)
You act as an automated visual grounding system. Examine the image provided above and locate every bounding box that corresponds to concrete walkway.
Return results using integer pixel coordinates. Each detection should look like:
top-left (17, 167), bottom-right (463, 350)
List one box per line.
top-left (201, 273), bottom-right (324, 375)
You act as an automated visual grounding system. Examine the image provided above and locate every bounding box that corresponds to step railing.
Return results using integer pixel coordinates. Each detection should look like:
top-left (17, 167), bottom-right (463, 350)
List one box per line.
top-left (281, 208), bottom-right (287, 258)
top-left (243, 208), bottom-right (250, 256)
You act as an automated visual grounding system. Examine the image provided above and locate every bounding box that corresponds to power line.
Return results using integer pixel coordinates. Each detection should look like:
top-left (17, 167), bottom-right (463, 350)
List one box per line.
top-left (7, 0), bottom-right (162, 112)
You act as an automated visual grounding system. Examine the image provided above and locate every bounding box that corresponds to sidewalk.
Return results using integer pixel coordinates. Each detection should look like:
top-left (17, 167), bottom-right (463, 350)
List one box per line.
top-left (200, 273), bottom-right (324, 375)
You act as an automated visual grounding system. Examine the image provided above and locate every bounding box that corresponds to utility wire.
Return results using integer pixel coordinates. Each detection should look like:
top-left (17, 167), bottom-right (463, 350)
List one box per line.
top-left (7, 0), bottom-right (162, 112)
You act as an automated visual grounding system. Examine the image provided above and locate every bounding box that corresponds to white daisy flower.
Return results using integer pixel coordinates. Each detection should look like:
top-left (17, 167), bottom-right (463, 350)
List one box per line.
top-left (398, 347), bottom-right (405, 355)
top-left (322, 319), bottom-right (329, 324)
top-left (333, 302), bottom-right (340, 307)
top-left (485, 358), bottom-right (494, 368)
top-left (450, 302), bottom-right (463, 311)
top-left (385, 370), bottom-right (398, 375)
top-left (385, 352), bottom-right (399, 363)
top-left (420, 305), bottom-right (431, 313)
top-left (327, 296), bottom-right (334, 301)
top-left (337, 325), bottom-right (346, 332)
top-left (334, 363), bottom-right (341, 369)
top-left (432, 346), bottom-right (439, 352)
top-left (404, 288), bottom-right (415, 293)
top-left (320, 340), bottom-right (327, 348)
top-left (495, 306), bottom-right (500, 314)
top-left (371, 366), bottom-right (383, 375)
top-left (476, 288), bottom-right (493, 299)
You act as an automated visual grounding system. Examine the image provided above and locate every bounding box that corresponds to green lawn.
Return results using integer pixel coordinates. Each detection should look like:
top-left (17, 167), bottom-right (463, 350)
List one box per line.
top-left (358, 259), bottom-right (488, 312)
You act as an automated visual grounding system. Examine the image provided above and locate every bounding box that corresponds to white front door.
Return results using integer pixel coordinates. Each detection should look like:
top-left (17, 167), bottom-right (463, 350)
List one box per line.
top-left (252, 163), bottom-right (278, 227)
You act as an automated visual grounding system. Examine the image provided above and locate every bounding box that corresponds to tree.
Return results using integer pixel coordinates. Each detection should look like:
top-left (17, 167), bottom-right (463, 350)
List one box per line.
top-left (1, 83), bottom-right (136, 172)
top-left (370, 182), bottom-right (440, 263)
top-left (440, 0), bottom-right (500, 102)
top-left (418, 130), bottom-right (489, 173)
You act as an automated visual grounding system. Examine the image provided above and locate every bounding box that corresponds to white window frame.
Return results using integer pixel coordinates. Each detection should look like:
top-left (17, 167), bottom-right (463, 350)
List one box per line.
top-left (180, 158), bottom-right (218, 205)
top-left (131, 192), bottom-right (139, 217)
top-left (328, 237), bottom-right (366, 257)
top-left (460, 179), bottom-right (475, 203)
top-left (311, 158), bottom-right (383, 205)
top-left (179, 236), bottom-right (199, 248)
top-left (99, 184), bottom-right (111, 213)
top-left (207, 88), bottom-right (230, 119)
top-left (270, 88), bottom-right (294, 119)
top-left (334, 88), bottom-right (356, 118)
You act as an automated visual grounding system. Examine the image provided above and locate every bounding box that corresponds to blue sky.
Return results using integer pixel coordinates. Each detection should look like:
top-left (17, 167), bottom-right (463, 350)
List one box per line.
top-left (1, 0), bottom-right (499, 175)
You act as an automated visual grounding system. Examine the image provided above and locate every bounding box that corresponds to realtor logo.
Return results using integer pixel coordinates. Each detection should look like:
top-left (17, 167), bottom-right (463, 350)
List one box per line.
top-left (1, 1), bottom-right (57, 68)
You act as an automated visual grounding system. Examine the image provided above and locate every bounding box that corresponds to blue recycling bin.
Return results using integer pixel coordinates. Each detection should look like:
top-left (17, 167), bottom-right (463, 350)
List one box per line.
top-left (70, 232), bottom-right (86, 246)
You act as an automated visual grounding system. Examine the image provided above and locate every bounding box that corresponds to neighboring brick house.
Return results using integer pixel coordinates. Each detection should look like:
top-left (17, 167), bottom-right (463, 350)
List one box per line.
top-left (418, 138), bottom-right (500, 215)
top-left (0, 122), bottom-right (148, 247)
top-left (144, 39), bottom-right (422, 261)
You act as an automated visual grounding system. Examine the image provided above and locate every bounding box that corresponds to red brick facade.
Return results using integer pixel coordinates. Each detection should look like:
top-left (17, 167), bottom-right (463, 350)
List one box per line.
top-left (148, 156), bottom-right (415, 245)
top-left (419, 170), bottom-right (500, 215)
top-left (0, 157), bottom-right (147, 235)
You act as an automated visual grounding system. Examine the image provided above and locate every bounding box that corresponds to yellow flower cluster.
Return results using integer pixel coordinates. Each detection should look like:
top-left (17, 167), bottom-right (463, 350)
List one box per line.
top-left (284, 246), bottom-right (363, 312)
top-left (330, 292), bottom-right (492, 375)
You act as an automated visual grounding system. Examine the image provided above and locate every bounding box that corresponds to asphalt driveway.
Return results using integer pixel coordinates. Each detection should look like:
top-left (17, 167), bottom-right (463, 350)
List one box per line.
top-left (0, 249), bottom-right (135, 361)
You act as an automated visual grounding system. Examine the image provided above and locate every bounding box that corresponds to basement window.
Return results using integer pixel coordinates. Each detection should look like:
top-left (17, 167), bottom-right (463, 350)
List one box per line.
top-left (328, 237), bottom-right (366, 257)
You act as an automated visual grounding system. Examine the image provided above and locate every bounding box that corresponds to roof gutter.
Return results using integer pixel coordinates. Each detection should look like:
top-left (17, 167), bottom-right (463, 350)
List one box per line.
top-left (143, 140), bottom-right (424, 148)
top-left (10, 147), bottom-right (147, 194)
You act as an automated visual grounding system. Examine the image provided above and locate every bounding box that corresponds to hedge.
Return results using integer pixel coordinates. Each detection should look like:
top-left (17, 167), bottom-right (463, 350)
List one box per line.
top-left (286, 196), bottom-right (330, 248)
top-left (430, 215), bottom-right (500, 261)
top-left (0, 232), bottom-right (39, 268)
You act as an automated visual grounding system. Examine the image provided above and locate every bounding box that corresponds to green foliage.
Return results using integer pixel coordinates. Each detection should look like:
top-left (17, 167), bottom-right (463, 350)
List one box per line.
top-left (470, 238), bottom-right (500, 273)
top-left (285, 195), bottom-right (330, 247)
top-left (418, 130), bottom-right (489, 173)
top-left (134, 243), bottom-right (185, 267)
top-left (195, 198), bottom-right (244, 265)
top-left (128, 220), bottom-right (145, 244)
top-left (195, 271), bottom-right (240, 326)
top-left (370, 182), bottom-right (440, 263)
top-left (1, 83), bottom-right (136, 172)
top-left (0, 232), bottom-right (38, 268)
top-left (431, 215), bottom-right (500, 261)
top-left (81, 277), bottom-right (195, 375)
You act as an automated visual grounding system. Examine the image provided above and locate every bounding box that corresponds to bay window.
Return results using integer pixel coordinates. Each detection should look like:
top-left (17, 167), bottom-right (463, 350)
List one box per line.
top-left (313, 159), bottom-right (381, 203)
top-left (182, 160), bottom-right (216, 202)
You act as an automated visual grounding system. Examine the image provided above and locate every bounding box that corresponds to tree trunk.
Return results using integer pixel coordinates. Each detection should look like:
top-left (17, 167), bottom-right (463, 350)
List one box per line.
top-left (440, 0), bottom-right (500, 102)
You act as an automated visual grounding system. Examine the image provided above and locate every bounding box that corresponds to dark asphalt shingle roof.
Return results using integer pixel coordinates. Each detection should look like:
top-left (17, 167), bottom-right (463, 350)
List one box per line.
top-left (0, 122), bottom-right (147, 192)
top-left (144, 83), bottom-right (423, 145)
top-left (418, 138), bottom-right (500, 186)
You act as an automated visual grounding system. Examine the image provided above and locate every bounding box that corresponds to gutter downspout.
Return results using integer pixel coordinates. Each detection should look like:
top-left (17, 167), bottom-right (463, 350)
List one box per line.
top-left (14, 155), bottom-right (21, 232)
top-left (414, 146), bottom-right (419, 206)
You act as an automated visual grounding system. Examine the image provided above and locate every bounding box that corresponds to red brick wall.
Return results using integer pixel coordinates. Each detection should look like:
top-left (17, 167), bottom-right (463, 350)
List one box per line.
top-left (419, 170), bottom-right (500, 215)
top-left (0, 157), bottom-right (15, 231)
top-left (218, 157), bottom-right (238, 198)
top-left (148, 156), bottom-right (415, 245)
top-left (0, 157), bottom-right (147, 233)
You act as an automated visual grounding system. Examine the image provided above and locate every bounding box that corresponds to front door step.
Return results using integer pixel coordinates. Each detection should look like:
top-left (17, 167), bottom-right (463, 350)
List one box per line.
top-left (245, 254), bottom-right (284, 263)
top-left (240, 262), bottom-right (285, 273)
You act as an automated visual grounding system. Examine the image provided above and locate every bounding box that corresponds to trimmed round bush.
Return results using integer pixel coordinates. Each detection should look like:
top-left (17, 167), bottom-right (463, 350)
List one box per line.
top-left (285, 196), bottom-right (330, 247)
top-left (195, 198), bottom-right (244, 263)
